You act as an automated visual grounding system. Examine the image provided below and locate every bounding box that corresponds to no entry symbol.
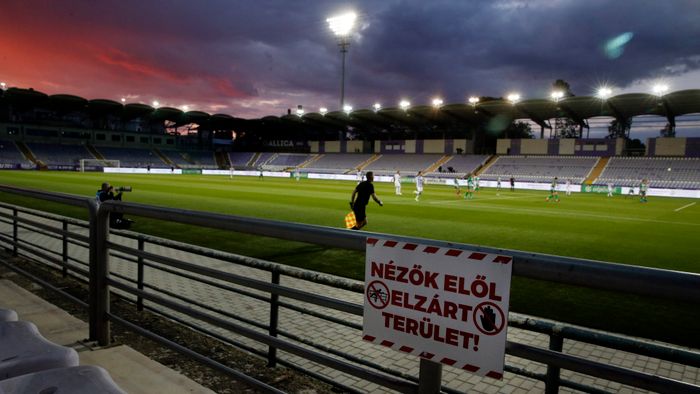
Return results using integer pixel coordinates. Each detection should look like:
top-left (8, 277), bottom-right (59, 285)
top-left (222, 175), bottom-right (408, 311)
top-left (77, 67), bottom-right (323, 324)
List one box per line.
top-left (473, 301), bottom-right (506, 336)
top-left (366, 280), bottom-right (390, 309)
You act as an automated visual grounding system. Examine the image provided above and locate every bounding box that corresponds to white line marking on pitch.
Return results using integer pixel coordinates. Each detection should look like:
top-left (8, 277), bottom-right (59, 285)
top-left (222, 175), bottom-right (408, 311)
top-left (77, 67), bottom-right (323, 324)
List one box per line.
top-left (674, 202), bottom-right (696, 212)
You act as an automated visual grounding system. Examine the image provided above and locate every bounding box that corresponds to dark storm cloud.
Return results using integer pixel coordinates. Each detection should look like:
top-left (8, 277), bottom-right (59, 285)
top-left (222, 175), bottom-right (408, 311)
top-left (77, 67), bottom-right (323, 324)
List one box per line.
top-left (1, 0), bottom-right (699, 117)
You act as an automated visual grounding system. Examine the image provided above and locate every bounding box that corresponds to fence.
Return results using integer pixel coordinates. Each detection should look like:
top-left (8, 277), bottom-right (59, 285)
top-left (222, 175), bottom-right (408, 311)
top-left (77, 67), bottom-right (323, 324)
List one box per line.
top-left (0, 184), bottom-right (699, 393)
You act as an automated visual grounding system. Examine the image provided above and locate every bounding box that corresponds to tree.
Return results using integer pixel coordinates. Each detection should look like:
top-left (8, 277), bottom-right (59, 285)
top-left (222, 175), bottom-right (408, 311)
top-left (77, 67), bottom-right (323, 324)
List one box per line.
top-left (607, 118), bottom-right (632, 139)
top-left (505, 121), bottom-right (533, 139)
top-left (551, 80), bottom-right (579, 138)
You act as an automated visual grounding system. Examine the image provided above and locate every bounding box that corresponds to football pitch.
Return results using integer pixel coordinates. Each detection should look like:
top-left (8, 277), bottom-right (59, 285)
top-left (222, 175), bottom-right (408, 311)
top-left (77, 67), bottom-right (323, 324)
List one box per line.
top-left (1, 171), bottom-right (699, 347)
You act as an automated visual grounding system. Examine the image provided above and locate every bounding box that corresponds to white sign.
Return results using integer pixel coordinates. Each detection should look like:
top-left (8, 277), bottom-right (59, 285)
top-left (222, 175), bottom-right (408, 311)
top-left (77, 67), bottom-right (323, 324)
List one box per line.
top-left (363, 238), bottom-right (512, 379)
top-left (104, 167), bottom-right (181, 174)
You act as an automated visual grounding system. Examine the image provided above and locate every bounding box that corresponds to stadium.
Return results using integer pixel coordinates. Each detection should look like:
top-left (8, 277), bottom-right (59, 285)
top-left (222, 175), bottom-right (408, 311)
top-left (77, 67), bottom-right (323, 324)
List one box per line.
top-left (1, 3), bottom-right (700, 394)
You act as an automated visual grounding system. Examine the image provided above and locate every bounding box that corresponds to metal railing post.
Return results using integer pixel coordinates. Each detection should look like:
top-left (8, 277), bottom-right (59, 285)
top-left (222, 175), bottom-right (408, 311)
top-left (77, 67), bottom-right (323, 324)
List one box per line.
top-left (88, 201), bottom-right (98, 341)
top-left (62, 220), bottom-right (68, 277)
top-left (95, 206), bottom-right (111, 345)
top-left (137, 238), bottom-right (145, 311)
top-left (267, 269), bottom-right (280, 367)
top-left (545, 333), bottom-right (564, 394)
top-left (418, 359), bottom-right (442, 394)
top-left (12, 208), bottom-right (18, 256)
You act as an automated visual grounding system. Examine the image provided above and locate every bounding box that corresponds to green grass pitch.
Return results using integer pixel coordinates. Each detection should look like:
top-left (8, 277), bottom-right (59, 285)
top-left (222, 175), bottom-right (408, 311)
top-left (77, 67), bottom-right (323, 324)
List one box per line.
top-left (0, 171), bottom-right (698, 347)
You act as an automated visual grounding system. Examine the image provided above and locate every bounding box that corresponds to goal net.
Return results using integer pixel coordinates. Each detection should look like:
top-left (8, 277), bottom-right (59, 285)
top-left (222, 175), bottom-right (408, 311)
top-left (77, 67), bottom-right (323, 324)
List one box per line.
top-left (79, 159), bottom-right (120, 172)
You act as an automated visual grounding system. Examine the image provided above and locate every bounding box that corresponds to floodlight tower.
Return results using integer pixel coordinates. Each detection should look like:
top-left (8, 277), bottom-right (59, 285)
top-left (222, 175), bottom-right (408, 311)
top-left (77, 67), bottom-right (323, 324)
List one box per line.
top-left (327, 12), bottom-right (357, 110)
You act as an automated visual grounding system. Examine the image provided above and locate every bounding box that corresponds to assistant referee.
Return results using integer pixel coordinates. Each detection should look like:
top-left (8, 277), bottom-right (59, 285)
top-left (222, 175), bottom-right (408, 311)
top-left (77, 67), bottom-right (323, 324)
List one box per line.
top-left (350, 171), bottom-right (383, 230)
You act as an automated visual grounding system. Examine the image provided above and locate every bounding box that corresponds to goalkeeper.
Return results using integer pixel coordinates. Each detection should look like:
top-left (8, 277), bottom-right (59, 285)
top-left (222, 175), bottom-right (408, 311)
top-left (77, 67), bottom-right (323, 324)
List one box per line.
top-left (350, 171), bottom-right (383, 230)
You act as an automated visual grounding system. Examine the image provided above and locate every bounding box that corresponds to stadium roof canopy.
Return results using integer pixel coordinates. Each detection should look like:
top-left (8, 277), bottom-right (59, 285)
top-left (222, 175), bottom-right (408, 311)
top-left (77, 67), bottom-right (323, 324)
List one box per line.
top-left (1, 88), bottom-right (698, 133)
top-left (263, 89), bottom-right (700, 133)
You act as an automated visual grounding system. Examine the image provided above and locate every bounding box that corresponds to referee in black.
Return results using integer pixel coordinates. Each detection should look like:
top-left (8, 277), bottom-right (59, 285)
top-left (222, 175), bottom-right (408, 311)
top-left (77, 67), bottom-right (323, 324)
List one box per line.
top-left (350, 171), bottom-right (383, 230)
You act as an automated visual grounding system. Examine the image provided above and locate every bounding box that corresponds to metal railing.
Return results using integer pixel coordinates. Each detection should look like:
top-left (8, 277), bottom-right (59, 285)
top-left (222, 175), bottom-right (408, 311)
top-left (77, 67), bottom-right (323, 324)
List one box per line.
top-left (0, 184), bottom-right (699, 394)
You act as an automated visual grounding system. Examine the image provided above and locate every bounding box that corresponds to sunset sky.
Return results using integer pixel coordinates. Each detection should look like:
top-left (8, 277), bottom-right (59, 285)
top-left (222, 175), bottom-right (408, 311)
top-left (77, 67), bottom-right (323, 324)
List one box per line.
top-left (1, 0), bottom-right (699, 120)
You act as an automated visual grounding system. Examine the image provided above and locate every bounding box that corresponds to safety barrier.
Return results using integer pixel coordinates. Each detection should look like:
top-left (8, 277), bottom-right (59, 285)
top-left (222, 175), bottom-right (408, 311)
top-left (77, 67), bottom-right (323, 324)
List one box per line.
top-left (0, 184), bottom-right (699, 393)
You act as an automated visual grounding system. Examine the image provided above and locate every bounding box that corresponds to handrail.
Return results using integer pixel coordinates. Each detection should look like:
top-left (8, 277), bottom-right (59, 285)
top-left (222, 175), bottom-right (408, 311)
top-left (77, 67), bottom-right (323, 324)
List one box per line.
top-left (100, 199), bottom-right (700, 304)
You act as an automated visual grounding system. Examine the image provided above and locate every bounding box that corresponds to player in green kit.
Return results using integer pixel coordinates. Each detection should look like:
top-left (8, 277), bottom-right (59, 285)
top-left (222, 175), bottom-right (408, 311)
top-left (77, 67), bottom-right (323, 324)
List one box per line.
top-left (546, 177), bottom-right (560, 202)
top-left (474, 175), bottom-right (480, 193)
top-left (639, 179), bottom-right (648, 203)
top-left (464, 174), bottom-right (475, 199)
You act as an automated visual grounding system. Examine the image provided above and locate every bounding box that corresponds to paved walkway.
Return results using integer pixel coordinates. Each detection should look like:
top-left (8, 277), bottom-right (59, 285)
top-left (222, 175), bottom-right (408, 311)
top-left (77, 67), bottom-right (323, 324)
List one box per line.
top-left (0, 278), bottom-right (215, 394)
top-left (2, 209), bottom-right (699, 393)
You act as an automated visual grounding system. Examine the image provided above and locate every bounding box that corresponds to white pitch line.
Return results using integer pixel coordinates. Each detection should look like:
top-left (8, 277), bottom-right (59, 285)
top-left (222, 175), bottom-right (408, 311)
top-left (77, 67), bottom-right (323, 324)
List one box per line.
top-left (674, 202), bottom-right (696, 212)
top-left (428, 194), bottom-right (542, 205)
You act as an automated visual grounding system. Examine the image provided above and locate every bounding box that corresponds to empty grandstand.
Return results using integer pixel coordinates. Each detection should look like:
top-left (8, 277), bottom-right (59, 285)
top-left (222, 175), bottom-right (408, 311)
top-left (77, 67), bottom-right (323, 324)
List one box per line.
top-left (429, 154), bottom-right (490, 177)
top-left (301, 153), bottom-right (372, 173)
top-left (95, 147), bottom-right (167, 168)
top-left (177, 150), bottom-right (217, 169)
top-left (0, 140), bottom-right (32, 168)
top-left (480, 155), bottom-right (599, 183)
top-left (264, 153), bottom-right (312, 170)
top-left (26, 142), bottom-right (90, 168)
top-left (229, 152), bottom-right (256, 168)
top-left (364, 154), bottom-right (444, 176)
top-left (596, 157), bottom-right (700, 189)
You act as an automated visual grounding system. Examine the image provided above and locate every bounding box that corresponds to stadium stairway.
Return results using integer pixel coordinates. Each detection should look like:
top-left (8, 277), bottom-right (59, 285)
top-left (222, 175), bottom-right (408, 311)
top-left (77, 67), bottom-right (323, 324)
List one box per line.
top-left (298, 154), bottom-right (323, 169)
top-left (214, 151), bottom-right (230, 169)
top-left (246, 152), bottom-right (261, 167)
top-left (14, 142), bottom-right (45, 169)
top-left (0, 276), bottom-right (214, 394)
top-left (86, 144), bottom-right (104, 160)
top-left (423, 154), bottom-right (452, 173)
top-left (154, 148), bottom-right (176, 168)
top-left (475, 154), bottom-right (498, 175)
top-left (353, 154), bottom-right (381, 172)
top-left (584, 157), bottom-right (609, 184)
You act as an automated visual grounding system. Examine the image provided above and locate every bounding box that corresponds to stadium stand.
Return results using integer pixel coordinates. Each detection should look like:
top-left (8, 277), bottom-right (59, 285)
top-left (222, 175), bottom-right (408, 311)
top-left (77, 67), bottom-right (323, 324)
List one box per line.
top-left (178, 150), bottom-right (217, 169)
top-left (229, 152), bottom-right (256, 168)
top-left (0, 140), bottom-right (32, 168)
top-left (596, 157), bottom-right (700, 189)
top-left (429, 154), bottom-right (490, 177)
top-left (480, 155), bottom-right (599, 183)
top-left (300, 153), bottom-right (372, 173)
top-left (252, 152), bottom-right (275, 168)
top-left (264, 153), bottom-right (311, 170)
top-left (95, 147), bottom-right (167, 168)
top-left (363, 154), bottom-right (445, 176)
top-left (26, 142), bottom-right (90, 167)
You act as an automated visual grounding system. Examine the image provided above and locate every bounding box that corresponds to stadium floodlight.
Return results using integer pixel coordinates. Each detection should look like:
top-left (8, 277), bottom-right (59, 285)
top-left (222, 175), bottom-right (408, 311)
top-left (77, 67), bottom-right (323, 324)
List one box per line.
top-left (152, 100), bottom-right (160, 107)
top-left (550, 91), bottom-right (564, 101)
top-left (373, 102), bottom-right (381, 111)
top-left (296, 108), bottom-right (305, 117)
top-left (343, 104), bottom-right (353, 114)
top-left (506, 93), bottom-right (521, 104)
top-left (468, 96), bottom-right (480, 105)
top-left (432, 98), bottom-right (444, 108)
top-left (120, 97), bottom-right (126, 103)
top-left (0, 82), bottom-right (6, 90)
top-left (596, 87), bottom-right (613, 99)
top-left (652, 84), bottom-right (669, 96)
top-left (327, 12), bottom-right (357, 109)
top-left (181, 105), bottom-right (189, 112)
top-left (399, 100), bottom-right (411, 110)
top-left (319, 107), bottom-right (328, 115)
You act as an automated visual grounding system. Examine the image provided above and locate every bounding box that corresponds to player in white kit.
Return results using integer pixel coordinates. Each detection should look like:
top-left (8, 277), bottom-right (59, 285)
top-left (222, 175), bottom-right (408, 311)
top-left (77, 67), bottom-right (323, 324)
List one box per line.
top-left (393, 171), bottom-right (402, 195)
top-left (414, 171), bottom-right (425, 201)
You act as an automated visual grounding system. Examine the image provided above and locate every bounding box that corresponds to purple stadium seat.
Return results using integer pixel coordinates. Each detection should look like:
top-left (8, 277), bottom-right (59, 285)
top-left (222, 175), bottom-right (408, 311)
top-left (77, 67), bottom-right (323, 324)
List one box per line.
top-left (0, 321), bottom-right (79, 380)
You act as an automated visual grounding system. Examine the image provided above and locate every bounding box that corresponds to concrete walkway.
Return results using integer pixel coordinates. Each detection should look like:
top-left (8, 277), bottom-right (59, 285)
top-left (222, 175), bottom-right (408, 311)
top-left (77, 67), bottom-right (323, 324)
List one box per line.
top-left (0, 278), bottom-right (215, 394)
top-left (2, 209), bottom-right (700, 393)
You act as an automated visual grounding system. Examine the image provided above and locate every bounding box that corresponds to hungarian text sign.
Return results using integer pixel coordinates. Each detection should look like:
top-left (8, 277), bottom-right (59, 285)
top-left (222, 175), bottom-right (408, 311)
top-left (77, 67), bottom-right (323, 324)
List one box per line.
top-left (363, 238), bottom-right (512, 379)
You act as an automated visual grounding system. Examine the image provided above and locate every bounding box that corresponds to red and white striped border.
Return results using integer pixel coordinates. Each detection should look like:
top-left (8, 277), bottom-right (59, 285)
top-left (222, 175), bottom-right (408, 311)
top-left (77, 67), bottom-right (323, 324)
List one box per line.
top-left (366, 238), bottom-right (511, 265)
top-left (362, 334), bottom-right (503, 380)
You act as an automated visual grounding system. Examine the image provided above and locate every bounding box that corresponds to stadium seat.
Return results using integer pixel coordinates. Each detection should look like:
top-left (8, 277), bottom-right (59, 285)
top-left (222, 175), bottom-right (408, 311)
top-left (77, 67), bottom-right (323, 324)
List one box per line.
top-left (0, 321), bottom-right (79, 380)
top-left (0, 309), bottom-right (17, 322)
top-left (0, 365), bottom-right (126, 394)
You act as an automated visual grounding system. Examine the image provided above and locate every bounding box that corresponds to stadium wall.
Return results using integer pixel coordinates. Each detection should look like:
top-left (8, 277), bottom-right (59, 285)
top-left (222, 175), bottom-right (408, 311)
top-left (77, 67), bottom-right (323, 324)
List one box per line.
top-left (310, 139), bottom-right (471, 154)
top-left (646, 137), bottom-right (700, 157)
top-left (497, 138), bottom-right (624, 156)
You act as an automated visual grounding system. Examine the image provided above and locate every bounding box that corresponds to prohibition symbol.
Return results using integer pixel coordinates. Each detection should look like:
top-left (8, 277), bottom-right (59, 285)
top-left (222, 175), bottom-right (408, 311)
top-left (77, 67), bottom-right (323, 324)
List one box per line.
top-left (366, 280), bottom-right (390, 309)
top-left (473, 301), bottom-right (506, 336)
